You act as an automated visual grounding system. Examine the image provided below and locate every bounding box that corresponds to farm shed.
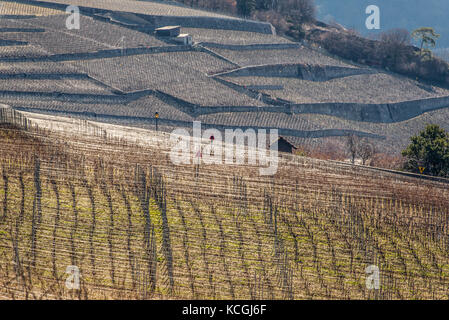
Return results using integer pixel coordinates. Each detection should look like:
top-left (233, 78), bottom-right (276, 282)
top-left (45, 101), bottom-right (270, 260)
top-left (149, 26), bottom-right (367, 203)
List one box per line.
top-left (174, 34), bottom-right (193, 45)
top-left (155, 26), bottom-right (181, 37)
top-left (272, 136), bottom-right (298, 153)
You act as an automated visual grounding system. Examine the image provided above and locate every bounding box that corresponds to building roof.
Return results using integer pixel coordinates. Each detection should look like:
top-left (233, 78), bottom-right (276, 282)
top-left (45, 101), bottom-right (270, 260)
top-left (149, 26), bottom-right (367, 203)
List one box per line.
top-left (277, 136), bottom-right (298, 149)
top-left (155, 26), bottom-right (181, 31)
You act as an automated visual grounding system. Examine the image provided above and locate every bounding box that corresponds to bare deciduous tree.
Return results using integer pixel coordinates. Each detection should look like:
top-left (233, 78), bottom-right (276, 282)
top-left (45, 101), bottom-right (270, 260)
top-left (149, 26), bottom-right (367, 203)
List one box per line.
top-left (279, 0), bottom-right (316, 24)
top-left (357, 139), bottom-right (375, 165)
top-left (346, 134), bottom-right (359, 164)
top-left (380, 28), bottom-right (411, 67)
top-left (346, 136), bottom-right (376, 165)
top-left (380, 28), bottom-right (411, 46)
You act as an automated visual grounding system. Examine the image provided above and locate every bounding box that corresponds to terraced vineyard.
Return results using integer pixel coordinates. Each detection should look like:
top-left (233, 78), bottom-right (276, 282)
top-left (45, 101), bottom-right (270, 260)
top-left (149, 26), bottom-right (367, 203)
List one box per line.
top-left (0, 116), bottom-right (448, 300)
top-left (0, 1), bottom-right (64, 16)
top-left (1, 0), bottom-right (449, 300)
top-left (2, 0), bottom-right (449, 157)
top-left (222, 74), bottom-right (449, 104)
top-left (207, 46), bottom-right (354, 67)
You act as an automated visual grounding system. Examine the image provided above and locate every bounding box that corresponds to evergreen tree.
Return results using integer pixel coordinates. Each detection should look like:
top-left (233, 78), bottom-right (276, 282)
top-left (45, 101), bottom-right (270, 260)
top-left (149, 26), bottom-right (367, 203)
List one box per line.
top-left (411, 27), bottom-right (440, 60)
top-left (402, 124), bottom-right (449, 177)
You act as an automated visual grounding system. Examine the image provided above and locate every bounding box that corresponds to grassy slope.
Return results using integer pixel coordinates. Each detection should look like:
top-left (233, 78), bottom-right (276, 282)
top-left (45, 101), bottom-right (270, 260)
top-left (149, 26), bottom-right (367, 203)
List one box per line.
top-left (0, 123), bottom-right (449, 299)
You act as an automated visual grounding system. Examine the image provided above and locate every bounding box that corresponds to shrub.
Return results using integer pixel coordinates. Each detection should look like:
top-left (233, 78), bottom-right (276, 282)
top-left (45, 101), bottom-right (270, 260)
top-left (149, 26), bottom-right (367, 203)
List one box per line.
top-left (252, 9), bottom-right (289, 34)
top-left (370, 153), bottom-right (405, 170)
top-left (279, 0), bottom-right (316, 24)
top-left (311, 29), bottom-right (449, 85)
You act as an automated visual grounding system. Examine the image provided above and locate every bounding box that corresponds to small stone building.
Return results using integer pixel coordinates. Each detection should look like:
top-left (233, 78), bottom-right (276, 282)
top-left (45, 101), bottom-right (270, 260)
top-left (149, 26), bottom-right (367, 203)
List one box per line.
top-left (155, 25), bottom-right (181, 37)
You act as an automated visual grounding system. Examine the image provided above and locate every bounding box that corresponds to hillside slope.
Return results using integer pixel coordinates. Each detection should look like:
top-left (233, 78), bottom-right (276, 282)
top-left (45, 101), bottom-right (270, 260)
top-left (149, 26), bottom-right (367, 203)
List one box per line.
top-left (1, 112), bottom-right (449, 299)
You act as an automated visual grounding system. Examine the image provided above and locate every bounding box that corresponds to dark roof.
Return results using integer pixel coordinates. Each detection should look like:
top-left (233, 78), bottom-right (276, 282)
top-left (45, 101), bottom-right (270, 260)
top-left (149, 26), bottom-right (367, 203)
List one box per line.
top-left (155, 26), bottom-right (181, 31)
top-left (277, 136), bottom-right (298, 149)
